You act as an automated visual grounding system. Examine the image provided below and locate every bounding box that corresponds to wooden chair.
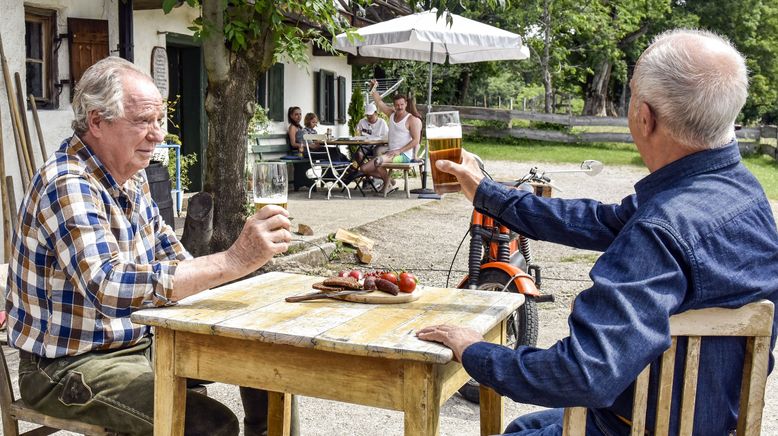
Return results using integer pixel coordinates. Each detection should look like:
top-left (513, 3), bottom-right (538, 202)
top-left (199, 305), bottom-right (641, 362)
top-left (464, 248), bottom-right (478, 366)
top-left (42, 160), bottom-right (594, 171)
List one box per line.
top-left (0, 264), bottom-right (117, 436)
top-left (562, 299), bottom-right (774, 436)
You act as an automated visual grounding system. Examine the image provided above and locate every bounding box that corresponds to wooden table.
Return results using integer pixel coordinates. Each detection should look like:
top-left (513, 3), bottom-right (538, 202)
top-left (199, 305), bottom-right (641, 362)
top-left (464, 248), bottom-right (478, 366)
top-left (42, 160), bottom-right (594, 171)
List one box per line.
top-left (131, 272), bottom-right (524, 436)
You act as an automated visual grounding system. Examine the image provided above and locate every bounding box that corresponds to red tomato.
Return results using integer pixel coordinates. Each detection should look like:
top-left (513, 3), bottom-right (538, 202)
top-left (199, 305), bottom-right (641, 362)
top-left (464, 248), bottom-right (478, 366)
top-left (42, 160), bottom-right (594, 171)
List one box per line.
top-left (349, 270), bottom-right (363, 280)
top-left (337, 270), bottom-right (349, 278)
top-left (380, 272), bottom-right (398, 285)
top-left (398, 272), bottom-right (417, 293)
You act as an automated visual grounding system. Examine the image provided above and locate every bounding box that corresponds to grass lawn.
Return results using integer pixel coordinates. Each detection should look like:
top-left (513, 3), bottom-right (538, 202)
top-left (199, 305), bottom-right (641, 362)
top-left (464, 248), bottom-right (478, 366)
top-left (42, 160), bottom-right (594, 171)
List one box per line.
top-left (464, 138), bottom-right (778, 200)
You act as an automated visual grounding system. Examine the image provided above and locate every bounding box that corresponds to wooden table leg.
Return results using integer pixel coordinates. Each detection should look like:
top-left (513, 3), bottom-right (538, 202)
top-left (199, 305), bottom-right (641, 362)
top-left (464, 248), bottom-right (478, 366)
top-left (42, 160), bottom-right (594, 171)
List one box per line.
top-left (479, 319), bottom-right (506, 435)
top-left (154, 328), bottom-right (186, 436)
top-left (267, 391), bottom-right (292, 436)
top-left (403, 362), bottom-right (441, 436)
top-left (479, 384), bottom-right (504, 436)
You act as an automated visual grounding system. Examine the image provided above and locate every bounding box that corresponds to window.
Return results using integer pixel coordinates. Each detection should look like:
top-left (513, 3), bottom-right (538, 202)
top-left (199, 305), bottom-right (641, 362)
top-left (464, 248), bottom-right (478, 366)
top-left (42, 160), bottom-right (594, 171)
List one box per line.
top-left (315, 70), bottom-right (335, 124)
top-left (256, 63), bottom-right (285, 121)
top-left (25, 7), bottom-right (57, 108)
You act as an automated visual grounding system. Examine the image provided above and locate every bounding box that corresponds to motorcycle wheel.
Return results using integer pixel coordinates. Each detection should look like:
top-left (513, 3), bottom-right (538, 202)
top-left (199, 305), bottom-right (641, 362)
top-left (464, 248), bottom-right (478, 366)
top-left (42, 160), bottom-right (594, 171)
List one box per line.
top-left (458, 268), bottom-right (539, 404)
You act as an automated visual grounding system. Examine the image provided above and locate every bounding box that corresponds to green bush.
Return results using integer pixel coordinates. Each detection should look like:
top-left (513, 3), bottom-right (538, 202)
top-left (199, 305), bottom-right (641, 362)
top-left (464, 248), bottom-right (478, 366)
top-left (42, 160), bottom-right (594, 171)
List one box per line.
top-left (347, 90), bottom-right (365, 136)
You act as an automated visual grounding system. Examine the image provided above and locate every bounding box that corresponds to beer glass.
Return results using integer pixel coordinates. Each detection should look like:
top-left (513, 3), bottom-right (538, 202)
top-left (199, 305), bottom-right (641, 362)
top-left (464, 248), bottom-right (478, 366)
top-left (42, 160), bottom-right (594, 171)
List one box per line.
top-left (426, 111), bottom-right (463, 194)
top-left (253, 162), bottom-right (288, 211)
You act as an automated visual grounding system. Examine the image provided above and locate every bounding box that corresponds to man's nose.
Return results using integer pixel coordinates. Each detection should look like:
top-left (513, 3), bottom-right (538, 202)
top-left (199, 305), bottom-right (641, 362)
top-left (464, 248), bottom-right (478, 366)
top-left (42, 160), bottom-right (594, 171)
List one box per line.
top-left (147, 123), bottom-right (166, 142)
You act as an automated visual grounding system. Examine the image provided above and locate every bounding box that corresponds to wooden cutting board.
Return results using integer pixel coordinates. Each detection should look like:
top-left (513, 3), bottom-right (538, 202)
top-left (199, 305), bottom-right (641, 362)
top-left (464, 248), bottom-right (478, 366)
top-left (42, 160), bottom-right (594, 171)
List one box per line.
top-left (332, 287), bottom-right (422, 304)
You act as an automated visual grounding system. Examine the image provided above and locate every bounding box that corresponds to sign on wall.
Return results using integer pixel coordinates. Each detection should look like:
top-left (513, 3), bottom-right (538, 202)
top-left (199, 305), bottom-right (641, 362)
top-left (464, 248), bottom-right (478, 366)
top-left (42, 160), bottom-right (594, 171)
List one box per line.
top-left (151, 46), bottom-right (169, 99)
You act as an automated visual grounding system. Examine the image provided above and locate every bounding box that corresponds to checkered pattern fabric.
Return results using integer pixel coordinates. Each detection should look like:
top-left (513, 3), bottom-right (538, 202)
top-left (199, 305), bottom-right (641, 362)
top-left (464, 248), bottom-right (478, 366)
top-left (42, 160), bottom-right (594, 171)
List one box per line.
top-left (5, 136), bottom-right (190, 357)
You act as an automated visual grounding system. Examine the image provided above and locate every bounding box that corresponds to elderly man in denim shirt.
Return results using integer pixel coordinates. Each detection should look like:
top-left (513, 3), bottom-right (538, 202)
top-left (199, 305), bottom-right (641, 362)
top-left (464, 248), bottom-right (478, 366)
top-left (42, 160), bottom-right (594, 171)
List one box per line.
top-left (418, 29), bottom-right (778, 435)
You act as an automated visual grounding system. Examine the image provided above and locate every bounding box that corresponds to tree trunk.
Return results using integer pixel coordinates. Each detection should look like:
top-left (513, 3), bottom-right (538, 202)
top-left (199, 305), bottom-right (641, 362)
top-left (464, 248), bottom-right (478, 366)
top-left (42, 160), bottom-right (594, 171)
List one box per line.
top-left (542, 0), bottom-right (553, 114)
top-left (204, 62), bottom-right (257, 253)
top-left (583, 60), bottom-right (612, 116)
top-left (457, 70), bottom-right (471, 106)
top-left (200, 0), bottom-right (275, 254)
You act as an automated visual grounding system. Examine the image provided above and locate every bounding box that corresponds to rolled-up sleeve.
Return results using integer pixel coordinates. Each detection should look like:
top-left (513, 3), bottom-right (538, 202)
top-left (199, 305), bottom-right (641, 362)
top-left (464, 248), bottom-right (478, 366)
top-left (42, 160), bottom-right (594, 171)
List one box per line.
top-left (38, 174), bottom-right (177, 316)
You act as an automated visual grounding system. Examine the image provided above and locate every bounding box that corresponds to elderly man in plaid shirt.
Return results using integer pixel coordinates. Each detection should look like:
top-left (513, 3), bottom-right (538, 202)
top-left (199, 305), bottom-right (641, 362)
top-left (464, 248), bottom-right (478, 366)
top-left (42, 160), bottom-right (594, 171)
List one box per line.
top-left (4, 57), bottom-right (292, 435)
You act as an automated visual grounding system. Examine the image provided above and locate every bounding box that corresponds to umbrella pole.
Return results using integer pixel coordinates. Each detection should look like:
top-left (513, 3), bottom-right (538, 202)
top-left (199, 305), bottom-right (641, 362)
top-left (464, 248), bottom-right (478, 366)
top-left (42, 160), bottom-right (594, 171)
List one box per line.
top-left (413, 43), bottom-right (440, 198)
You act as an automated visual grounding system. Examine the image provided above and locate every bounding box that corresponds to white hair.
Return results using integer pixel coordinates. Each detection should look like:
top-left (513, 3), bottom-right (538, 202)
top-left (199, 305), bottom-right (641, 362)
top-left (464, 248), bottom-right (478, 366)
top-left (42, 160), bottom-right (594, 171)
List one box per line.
top-left (71, 56), bottom-right (151, 134)
top-left (631, 29), bottom-right (749, 151)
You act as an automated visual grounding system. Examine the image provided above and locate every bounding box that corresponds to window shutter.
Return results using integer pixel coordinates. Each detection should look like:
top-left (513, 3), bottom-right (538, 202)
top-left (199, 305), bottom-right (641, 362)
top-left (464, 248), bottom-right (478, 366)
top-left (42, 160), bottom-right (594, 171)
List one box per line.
top-left (315, 71), bottom-right (325, 122)
top-left (256, 71), bottom-right (267, 108)
top-left (68, 18), bottom-right (109, 90)
top-left (268, 63), bottom-right (284, 121)
top-left (337, 76), bottom-right (346, 123)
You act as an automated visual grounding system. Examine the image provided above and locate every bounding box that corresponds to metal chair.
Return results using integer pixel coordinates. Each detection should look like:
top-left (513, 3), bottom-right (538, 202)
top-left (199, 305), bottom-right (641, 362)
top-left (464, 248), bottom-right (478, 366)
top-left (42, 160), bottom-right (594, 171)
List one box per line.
top-left (303, 134), bottom-right (354, 199)
top-left (562, 299), bottom-right (774, 436)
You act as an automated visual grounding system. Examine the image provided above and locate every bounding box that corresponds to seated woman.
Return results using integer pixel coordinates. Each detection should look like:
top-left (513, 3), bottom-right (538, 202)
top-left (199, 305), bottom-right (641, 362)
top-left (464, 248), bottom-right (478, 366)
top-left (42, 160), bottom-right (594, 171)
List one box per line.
top-left (359, 82), bottom-right (422, 194)
top-left (287, 106), bottom-right (304, 155)
top-left (302, 113), bottom-right (347, 161)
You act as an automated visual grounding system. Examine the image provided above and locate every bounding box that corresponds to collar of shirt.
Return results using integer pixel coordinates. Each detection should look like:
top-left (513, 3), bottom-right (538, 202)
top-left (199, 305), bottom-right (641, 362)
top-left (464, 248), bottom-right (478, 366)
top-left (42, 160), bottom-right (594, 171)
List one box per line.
top-left (67, 135), bottom-right (145, 198)
top-left (633, 140), bottom-right (741, 205)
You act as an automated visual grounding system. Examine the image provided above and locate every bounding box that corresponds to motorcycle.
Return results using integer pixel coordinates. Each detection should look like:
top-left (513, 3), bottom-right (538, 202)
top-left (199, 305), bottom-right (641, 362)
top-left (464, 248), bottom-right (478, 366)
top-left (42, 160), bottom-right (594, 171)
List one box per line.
top-left (455, 159), bottom-right (603, 403)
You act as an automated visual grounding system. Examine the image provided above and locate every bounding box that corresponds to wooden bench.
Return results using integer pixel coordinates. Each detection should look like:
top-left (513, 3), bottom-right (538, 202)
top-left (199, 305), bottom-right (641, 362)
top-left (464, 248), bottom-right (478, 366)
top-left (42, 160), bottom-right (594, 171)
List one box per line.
top-left (249, 134), bottom-right (313, 191)
top-left (379, 160), bottom-right (423, 198)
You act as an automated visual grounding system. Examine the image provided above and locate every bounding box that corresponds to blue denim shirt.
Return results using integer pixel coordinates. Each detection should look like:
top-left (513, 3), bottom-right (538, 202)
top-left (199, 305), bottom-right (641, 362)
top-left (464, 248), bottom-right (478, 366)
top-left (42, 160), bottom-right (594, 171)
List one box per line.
top-left (462, 142), bottom-right (778, 435)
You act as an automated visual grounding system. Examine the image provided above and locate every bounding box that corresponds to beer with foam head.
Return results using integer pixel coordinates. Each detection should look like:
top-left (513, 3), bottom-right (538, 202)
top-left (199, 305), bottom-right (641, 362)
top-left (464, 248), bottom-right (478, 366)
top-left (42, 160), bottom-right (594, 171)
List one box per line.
top-left (253, 162), bottom-right (288, 212)
top-left (426, 111), bottom-right (463, 194)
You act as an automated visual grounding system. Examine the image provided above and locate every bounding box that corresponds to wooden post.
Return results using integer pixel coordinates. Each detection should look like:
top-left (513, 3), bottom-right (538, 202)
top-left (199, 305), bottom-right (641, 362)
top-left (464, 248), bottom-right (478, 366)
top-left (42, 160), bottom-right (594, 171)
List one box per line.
top-left (0, 35), bottom-right (31, 190)
top-left (15, 72), bottom-right (37, 172)
top-left (5, 177), bottom-right (16, 234)
top-left (0, 112), bottom-right (10, 261)
top-left (28, 94), bottom-right (46, 162)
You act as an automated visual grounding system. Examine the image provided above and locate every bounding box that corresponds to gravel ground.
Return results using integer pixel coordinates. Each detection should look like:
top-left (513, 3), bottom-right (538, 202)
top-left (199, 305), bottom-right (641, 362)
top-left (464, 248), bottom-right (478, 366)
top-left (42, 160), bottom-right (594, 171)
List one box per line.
top-left (6, 160), bottom-right (777, 435)
top-left (289, 160), bottom-right (778, 435)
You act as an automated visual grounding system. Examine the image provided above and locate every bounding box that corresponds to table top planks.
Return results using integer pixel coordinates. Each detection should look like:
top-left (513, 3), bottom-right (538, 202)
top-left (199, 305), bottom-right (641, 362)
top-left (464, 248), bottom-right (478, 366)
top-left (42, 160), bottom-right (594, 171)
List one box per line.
top-left (132, 272), bottom-right (523, 364)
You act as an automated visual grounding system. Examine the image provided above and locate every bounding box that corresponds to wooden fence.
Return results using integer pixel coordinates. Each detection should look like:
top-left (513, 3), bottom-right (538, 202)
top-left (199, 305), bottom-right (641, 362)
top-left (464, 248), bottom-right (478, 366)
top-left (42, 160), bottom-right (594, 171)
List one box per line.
top-left (420, 105), bottom-right (778, 159)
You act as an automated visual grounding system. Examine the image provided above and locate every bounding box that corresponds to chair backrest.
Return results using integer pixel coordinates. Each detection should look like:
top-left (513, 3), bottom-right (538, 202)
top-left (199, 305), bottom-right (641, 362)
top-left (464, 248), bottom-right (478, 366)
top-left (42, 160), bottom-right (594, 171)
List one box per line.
top-left (562, 299), bottom-right (774, 436)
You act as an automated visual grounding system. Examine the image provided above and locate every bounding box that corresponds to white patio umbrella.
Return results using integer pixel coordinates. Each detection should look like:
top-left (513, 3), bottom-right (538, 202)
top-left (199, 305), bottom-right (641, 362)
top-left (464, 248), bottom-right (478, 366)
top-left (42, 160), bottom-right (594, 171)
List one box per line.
top-left (334, 8), bottom-right (530, 195)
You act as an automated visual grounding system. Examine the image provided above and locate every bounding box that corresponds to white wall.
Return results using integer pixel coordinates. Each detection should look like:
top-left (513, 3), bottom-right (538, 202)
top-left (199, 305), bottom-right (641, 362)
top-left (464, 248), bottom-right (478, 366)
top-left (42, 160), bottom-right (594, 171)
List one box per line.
top-left (0, 0), bottom-right (118, 260)
top-left (132, 6), bottom-right (199, 77)
top-left (276, 46), bottom-right (352, 138)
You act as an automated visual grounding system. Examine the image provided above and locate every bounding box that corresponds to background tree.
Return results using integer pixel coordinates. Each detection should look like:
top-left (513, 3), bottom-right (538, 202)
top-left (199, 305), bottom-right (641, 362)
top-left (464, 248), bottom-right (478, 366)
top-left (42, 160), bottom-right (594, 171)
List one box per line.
top-left (164, 0), bottom-right (355, 253)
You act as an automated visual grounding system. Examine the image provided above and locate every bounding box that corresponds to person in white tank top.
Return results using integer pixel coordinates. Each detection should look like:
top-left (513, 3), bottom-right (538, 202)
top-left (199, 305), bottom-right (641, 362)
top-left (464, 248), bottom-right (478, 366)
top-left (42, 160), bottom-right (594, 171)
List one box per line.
top-left (360, 79), bottom-right (423, 194)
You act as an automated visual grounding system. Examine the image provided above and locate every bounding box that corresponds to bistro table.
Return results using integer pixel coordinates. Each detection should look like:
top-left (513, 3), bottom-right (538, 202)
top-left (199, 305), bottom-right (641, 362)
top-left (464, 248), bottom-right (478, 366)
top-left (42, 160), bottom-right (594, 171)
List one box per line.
top-left (131, 272), bottom-right (524, 436)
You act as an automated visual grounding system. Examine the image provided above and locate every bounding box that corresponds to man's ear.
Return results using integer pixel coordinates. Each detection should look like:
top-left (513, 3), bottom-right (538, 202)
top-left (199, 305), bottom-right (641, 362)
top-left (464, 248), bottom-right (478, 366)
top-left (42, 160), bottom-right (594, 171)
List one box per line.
top-left (637, 102), bottom-right (656, 137)
top-left (86, 111), bottom-right (104, 138)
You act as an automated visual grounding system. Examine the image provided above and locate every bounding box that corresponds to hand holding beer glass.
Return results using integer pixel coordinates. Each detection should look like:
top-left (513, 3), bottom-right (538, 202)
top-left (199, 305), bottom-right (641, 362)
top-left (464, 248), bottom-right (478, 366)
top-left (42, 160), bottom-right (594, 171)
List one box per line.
top-left (253, 162), bottom-right (288, 211)
top-left (427, 111), bottom-right (463, 194)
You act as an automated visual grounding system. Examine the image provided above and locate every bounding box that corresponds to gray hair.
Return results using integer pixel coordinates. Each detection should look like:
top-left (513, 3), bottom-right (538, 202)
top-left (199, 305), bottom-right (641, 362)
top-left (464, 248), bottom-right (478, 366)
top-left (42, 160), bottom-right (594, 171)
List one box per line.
top-left (71, 56), bottom-right (151, 134)
top-left (631, 29), bottom-right (748, 151)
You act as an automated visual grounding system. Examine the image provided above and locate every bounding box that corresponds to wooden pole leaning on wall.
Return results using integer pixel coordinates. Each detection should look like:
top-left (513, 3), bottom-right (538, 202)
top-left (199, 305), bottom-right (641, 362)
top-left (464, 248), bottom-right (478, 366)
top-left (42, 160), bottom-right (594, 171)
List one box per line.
top-left (5, 176), bottom-right (17, 234)
top-left (0, 34), bottom-right (31, 191)
top-left (28, 94), bottom-right (46, 162)
top-left (15, 72), bottom-right (37, 173)
top-left (0, 110), bottom-right (11, 261)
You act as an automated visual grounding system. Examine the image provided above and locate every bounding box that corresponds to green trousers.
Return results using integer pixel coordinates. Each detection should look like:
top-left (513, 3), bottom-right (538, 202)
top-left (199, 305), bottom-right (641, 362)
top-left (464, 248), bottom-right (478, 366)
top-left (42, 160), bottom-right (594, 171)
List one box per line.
top-left (17, 337), bottom-right (239, 436)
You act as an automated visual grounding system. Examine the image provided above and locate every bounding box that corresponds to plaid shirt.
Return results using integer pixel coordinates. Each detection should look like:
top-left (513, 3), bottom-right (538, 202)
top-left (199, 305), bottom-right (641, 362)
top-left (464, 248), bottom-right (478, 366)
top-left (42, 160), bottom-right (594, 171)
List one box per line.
top-left (5, 136), bottom-right (190, 358)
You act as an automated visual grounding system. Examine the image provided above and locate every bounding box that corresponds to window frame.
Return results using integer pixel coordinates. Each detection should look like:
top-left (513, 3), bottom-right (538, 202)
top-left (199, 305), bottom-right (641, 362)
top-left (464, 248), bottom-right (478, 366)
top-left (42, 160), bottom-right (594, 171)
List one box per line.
top-left (24, 6), bottom-right (58, 109)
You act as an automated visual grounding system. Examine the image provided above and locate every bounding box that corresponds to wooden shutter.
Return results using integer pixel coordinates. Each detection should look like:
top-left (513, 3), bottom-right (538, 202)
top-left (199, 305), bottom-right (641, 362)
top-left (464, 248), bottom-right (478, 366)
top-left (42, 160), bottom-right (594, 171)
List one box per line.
top-left (68, 18), bottom-right (109, 90)
top-left (315, 71), bottom-right (325, 122)
top-left (268, 63), bottom-right (284, 121)
top-left (337, 76), bottom-right (346, 123)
